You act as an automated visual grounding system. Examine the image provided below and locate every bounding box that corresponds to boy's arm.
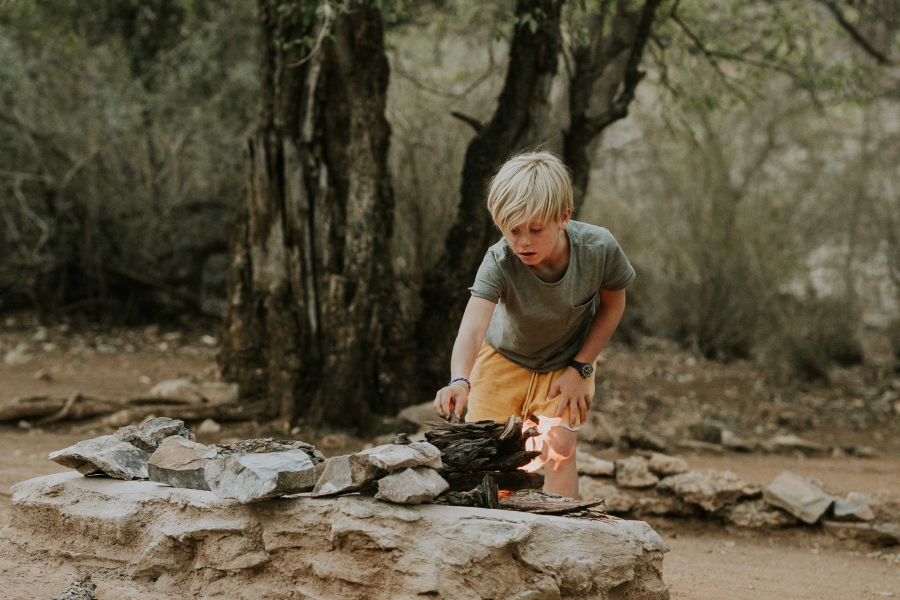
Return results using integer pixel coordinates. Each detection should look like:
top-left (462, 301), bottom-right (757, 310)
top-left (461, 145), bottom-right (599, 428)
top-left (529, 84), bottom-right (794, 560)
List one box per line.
top-left (434, 296), bottom-right (496, 420)
top-left (552, 288), bottom-right (626, 426)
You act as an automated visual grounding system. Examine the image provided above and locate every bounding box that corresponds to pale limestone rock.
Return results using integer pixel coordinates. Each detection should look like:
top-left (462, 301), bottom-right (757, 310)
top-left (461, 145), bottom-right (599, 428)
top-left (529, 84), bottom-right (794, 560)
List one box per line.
top-left (769, 434), bottom-right (826, 454)
top-left (6, 472), bottom-right (670, 600)
top-left (397, 401), bottom-right (438, 425)
top-left (205, 450), bottom-right (320, 502)
top-left (359, 441), bottom-right (442, 470)
top-left (576, 451), bottom-right (615, 477)
top-left (832, 492), bottom-right (875, 522)
top-left (647, 453), bottom-right (689, 476)
top-left (721, 430), bottom-right (756, 452)
top-left (633, 495), bottom-right (701, 518)
top-left (763, 471), bottom-right (833, 524)
top-left (196, 418), bottom-right (222, 435)
top-left (49, 435), bottom-right (150, 480)
top-left (147, 380), bottom-right (239, 405)
top-left (375, 467), bottom-right (449, 504)
top-left (726, 499), bottom-right (797, 528)
top-left (115, 417), bottom-right (194, 453)
top-left (311, 454), bottom-right (382, 497)
top-left (657, 469), bottom-right (751, 512)
top-left (615, 456), bottom-right (659, 489)
top-left (578, 477), bottom-right (635, 513)
top-left (148, 436), bottom-right (218, 491)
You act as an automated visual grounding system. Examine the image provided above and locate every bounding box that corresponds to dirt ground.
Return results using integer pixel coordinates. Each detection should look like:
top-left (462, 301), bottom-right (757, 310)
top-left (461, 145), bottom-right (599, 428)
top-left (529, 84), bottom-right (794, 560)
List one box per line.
top-left (1, 316), bottom-right (898, 599)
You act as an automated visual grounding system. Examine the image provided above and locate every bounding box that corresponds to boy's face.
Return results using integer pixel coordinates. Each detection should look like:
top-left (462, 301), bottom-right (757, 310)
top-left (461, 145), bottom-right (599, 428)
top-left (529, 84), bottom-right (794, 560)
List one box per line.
top-left (505, 210), bottom-right (571, 267)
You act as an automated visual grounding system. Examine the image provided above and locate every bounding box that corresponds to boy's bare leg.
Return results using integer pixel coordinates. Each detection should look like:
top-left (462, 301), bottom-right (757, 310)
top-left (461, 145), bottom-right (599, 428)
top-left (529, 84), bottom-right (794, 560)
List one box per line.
top-left (541, 426), bottom-right (579, 499)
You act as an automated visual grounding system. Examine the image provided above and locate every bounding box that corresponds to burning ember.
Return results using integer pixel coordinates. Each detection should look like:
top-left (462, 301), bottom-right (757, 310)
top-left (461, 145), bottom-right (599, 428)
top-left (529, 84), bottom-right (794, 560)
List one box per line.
top-left (521, 415), bottom-right (564, 472)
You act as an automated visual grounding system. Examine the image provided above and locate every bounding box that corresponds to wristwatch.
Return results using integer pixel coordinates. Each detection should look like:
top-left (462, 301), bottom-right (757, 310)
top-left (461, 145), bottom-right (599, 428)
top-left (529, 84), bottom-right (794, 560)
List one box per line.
top-left (567, 359), bottom-right (594, 379)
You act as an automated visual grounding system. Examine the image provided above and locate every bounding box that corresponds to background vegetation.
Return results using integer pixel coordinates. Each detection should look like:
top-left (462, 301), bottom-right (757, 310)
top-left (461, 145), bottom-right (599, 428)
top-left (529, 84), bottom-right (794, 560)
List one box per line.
top-left (1, 0), bottom-right (899, 396)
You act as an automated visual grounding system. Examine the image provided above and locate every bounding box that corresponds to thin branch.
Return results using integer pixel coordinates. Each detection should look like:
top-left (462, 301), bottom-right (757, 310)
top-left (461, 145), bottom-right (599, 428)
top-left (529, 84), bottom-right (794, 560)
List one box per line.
top-left (389, 43), bottom-right (499, 101)
top-left (450, 111), bottom-right (485, 133)
top-left (815, 0), bottom-right (893, 65)
top-left (669, 2), bottom-right (753, 104)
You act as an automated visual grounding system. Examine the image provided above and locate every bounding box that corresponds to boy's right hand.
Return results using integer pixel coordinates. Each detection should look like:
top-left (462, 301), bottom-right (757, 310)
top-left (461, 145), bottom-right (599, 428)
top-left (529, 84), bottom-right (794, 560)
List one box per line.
top-left (434, 386), bottom-right (468, 421)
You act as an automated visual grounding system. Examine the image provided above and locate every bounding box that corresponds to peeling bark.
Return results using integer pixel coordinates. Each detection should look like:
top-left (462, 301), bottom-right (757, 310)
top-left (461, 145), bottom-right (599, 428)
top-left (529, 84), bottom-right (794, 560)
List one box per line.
top-left (219, 1), bottom-right (405, 429)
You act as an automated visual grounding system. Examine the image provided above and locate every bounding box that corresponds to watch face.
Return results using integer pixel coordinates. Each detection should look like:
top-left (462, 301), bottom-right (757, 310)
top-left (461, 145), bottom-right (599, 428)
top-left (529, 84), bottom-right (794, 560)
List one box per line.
top-left (581, 364), bottom-right (593, 378)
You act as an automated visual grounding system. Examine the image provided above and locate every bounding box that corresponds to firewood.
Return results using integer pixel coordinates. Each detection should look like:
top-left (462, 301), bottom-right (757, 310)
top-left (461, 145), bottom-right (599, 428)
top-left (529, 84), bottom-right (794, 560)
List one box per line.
top-left (435, 474), bottom-right (501, 509)
top-left (499, 490), bottom-right (606, 515)
top-left (444, 470), bottom-right (544, 492)
top-left (478, 449), bottom-right (541, 472)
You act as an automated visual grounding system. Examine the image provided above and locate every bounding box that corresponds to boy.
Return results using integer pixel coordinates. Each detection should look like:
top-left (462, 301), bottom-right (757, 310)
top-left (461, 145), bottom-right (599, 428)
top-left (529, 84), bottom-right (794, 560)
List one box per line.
top-left (432, 152), bottom-right (634, 499)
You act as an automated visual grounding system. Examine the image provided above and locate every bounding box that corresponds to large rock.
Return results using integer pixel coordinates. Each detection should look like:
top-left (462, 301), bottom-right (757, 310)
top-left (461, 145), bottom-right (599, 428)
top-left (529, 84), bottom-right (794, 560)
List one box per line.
top-left (615, 456), bottom-right (659, 489)
top-left (115, 417), bottom-right (194, 453)
top-left (656, 469), bottom-right (753, 512)
top-left (647, 453), bottom-right (689, 476)
top-left (763, 471), bottom-right (833, 524)
top-left (687, 422), bottom-right (723, 445)
top-left (576, 451), bottom-right (616, 477)
top-left (726, 499), bottom-right (797, 529)
top-left (4, 472), bottom-right (670, 600)
top-left (148, 436), bottom-right (218, 491)
top-left (721, 430), bottom-right (756, 452)
top-left (619, 428), bottom-right (668, 453)
top-left (375, 467), bottom-right (449, 504)
top-left (311, 454), bottom-right (383, 497)
top-left (148, 379), bottom-right (239, 404)
top-left (633, 495), bottom-right (701, 518)
top-left (359, 442), bottom-right (442, 470)
top-left (49, 435), bottom-right (151, 480)
top-left (204, 450), bottom-right (322, 503)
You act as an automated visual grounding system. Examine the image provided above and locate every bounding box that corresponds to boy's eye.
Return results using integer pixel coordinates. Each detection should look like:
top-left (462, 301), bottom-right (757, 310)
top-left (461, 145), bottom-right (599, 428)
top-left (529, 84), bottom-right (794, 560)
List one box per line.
top-left (529, 228), bottom-right (542, 234)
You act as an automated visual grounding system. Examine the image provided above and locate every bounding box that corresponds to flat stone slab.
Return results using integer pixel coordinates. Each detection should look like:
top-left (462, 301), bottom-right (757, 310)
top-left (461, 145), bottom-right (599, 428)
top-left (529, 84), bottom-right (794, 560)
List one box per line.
top-left (359, 441), bottom-right (442, 470)
top-left (4, 472), bottom-right (670, 600)
top-left (375, 467), bottom-right (448, 504)
top-left (657, 469), bottom-right (755, 513)
top-left (205, 450), bottom-right (322, 503)
top-left (49, 435), bottom-right (151, 480)
top-left (615, 456), bottom-right (660, 489)
top-left (763, 470), bottom-right (833, 524)
top-left (148, 436), bottom-right (218, 491)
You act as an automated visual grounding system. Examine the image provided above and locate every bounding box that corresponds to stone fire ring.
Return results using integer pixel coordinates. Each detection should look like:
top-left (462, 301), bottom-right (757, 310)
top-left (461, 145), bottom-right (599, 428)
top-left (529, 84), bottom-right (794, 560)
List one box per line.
top-left (4, 472), bottom-right (670, 599)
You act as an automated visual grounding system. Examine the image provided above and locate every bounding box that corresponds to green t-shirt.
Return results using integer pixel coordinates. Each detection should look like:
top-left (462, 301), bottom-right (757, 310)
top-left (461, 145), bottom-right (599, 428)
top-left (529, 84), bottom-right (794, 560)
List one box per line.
top-left (469, 221), bottom-right (635, 372)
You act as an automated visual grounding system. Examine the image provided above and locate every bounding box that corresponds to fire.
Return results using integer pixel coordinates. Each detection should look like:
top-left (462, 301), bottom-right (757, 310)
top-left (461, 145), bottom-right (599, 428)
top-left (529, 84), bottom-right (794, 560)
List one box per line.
top-left (521, 415), bottom-right (564, 473)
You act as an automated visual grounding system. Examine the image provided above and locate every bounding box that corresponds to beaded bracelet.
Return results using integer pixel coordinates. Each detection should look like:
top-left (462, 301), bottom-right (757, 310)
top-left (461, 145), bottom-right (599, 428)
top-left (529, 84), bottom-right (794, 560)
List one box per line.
top-left (448, 376), bottom-right (471, 393)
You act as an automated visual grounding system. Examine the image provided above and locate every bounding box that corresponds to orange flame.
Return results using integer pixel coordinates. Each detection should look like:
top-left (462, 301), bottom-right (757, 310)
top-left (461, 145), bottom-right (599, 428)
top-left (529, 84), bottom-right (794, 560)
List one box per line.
top-left (521, 415), bottom-right (564, 472)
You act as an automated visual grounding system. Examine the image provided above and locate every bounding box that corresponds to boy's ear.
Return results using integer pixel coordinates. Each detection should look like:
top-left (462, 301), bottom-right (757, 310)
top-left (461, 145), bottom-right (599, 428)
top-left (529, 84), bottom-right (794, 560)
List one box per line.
top-left (559, 208), bottom-right (572, 229)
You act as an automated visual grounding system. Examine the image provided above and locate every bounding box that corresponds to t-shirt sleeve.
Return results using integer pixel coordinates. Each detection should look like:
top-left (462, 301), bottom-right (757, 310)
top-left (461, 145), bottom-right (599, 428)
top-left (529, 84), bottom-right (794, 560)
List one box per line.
top-left (600, 234), bottom-right (636, 291)
top-left (469, 251), bottom-right (506, 303)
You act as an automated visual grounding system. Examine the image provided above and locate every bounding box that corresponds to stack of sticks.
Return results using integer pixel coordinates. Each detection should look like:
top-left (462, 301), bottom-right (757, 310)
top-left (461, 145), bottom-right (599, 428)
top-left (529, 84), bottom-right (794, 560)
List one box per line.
top-left (425, 415), bottom-right (545, 492)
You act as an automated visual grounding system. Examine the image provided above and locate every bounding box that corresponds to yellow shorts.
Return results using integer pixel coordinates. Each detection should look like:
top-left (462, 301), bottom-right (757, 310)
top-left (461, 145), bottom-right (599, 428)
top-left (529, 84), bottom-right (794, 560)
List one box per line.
top-left (465, 343), bottom-right (595, 431)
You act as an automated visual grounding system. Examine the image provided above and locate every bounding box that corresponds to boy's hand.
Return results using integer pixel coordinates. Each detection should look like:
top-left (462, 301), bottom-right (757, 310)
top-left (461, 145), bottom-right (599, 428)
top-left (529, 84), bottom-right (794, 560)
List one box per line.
top-left (434, 385), bottom-right (468, 421)
top-left (550, 368), bottom-right (591, 428)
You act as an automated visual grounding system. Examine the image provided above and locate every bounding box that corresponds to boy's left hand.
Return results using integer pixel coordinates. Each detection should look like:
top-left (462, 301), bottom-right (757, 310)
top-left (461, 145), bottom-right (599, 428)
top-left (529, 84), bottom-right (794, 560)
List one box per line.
top-left (549, 368), bottom-right (592, 428)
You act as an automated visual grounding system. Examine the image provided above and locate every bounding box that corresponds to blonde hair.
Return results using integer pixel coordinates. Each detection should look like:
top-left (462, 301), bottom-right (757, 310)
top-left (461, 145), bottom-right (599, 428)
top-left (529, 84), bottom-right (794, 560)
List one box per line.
top-left (486, 151), bottom-right (574, 234)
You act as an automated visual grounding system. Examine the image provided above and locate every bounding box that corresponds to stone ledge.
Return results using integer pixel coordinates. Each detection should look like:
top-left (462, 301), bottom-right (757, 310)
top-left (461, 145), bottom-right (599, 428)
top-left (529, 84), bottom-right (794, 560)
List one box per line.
top-left (3, 472), bottom-right (669, 600)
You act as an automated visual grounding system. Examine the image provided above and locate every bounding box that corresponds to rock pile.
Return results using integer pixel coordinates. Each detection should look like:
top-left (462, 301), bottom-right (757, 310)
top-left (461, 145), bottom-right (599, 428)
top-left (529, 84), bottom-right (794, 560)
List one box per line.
top-left (313, 434), bottom-right (449, 504)
top-left (577, 450), bottom-right (898, 545)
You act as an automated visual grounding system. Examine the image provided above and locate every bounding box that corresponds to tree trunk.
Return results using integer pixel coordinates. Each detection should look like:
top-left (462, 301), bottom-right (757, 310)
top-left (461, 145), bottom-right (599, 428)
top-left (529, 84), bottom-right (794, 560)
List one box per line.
top-left (564, 0), bottom-right (662, 211)
top-left (219, 0), bottom-right (406, 430)
top-left (416, 0), bottom-right (564, 394)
